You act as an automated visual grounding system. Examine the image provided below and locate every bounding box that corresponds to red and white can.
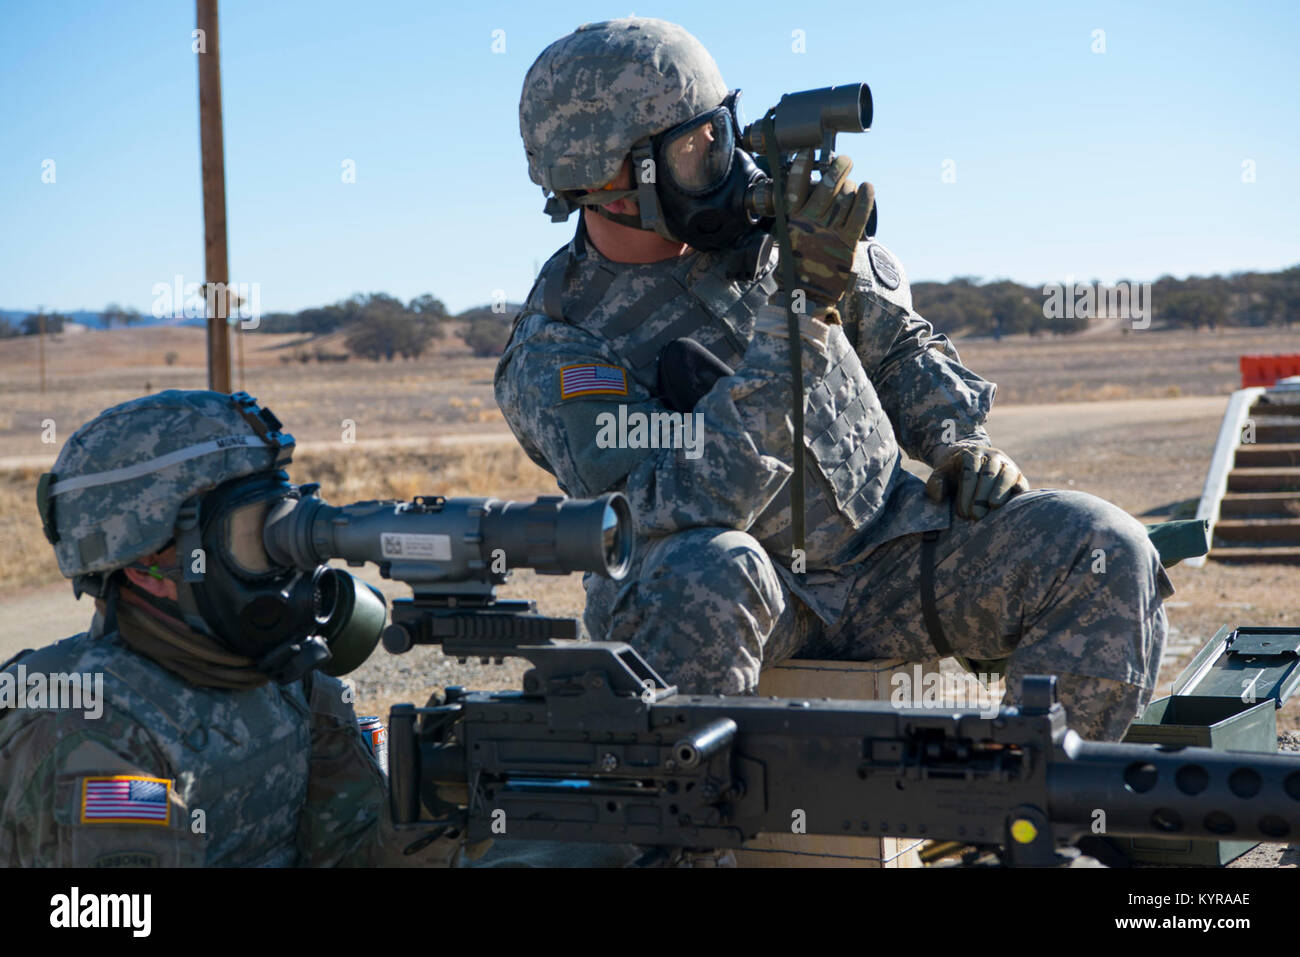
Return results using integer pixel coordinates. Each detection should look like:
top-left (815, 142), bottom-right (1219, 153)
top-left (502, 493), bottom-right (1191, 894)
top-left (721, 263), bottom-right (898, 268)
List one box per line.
top-left (356, 715), bottom-right (388, 774)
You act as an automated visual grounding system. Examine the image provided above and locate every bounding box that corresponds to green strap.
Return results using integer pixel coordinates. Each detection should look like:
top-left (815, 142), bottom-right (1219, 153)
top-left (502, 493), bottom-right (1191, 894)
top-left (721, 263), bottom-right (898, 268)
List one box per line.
top-left (762, 113), bottom-right (806, 556)
top-left (1143, 519), bottom-right (1209, 567)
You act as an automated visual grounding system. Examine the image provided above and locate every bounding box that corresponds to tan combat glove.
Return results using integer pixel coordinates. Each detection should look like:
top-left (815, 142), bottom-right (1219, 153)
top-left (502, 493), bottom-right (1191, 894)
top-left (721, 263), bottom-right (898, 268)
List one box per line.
top-left (781, 148), bottom-right (875, 311)
top-left (925, 445), bottom-right (1029, 520)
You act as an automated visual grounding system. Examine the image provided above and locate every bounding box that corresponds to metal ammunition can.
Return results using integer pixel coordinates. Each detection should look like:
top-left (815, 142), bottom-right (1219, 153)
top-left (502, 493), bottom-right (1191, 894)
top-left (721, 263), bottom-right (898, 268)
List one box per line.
top-left (356, 715), bottom-right (389, 774)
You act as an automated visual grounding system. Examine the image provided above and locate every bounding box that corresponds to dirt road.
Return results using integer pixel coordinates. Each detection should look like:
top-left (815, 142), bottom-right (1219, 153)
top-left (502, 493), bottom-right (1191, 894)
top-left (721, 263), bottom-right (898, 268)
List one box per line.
top-left (0, 393), bottom-right (1231, 661)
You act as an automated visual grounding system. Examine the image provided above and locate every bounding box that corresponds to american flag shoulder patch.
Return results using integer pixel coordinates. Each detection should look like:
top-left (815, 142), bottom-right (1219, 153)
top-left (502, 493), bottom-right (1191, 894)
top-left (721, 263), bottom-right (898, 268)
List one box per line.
top-left (559, 363), bottom-right (628, 400)
top-left (80, 775), bottom-right (172, 826)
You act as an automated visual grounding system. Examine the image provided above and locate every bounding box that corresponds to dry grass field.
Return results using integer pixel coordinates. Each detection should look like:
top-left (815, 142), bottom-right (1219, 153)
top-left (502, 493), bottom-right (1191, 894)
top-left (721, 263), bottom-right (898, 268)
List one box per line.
top-left (3, 321), bottom-right (1300, 740)
top-left (5, 323), bottom-right (1300, 463)
top-left (0, 325), bottom-right (500, 465)
top-left (956, 324), bottom-right (1300, 404)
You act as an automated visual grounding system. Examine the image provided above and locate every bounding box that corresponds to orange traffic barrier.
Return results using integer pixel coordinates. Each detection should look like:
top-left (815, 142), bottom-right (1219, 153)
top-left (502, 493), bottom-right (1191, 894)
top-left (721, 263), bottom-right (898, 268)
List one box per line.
top-left (1241, 354), bottom-right (1300, 388)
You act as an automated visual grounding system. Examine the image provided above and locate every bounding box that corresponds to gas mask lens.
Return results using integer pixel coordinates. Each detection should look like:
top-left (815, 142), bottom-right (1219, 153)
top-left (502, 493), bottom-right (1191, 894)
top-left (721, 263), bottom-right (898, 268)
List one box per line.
top-left (661, 108), bottom-right (735, 194)
top-left (221, 497), bottom-right (276, 576)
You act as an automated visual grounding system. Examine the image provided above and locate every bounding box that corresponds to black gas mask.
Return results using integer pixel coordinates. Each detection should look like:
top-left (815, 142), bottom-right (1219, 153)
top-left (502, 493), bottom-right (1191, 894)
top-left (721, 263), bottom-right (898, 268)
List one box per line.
top-left (650, 90), bottom-right (766, 251)
top-left (174, 472), bottom-right (387, 684)
top-left (567, 84), bottom-right (875, 261)
top-left (571, 90), bottom-right (766, 254)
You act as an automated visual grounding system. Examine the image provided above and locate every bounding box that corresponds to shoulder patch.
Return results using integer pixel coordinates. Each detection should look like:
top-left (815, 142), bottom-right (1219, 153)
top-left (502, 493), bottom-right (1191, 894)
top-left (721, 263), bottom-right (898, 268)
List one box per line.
top-left (80, 775), bottom-right (171, 826)
top-left (559, 363), bottom-right (628, 400)
top-left (868, 244), bottom-right (901, 290)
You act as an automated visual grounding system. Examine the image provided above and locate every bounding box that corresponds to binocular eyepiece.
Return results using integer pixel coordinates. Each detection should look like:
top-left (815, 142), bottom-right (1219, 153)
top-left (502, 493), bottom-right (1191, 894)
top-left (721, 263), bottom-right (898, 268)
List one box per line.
top-left (740, 83), bottom-right (872, 156)
top-left (740, 83), bottom-right (873, 220)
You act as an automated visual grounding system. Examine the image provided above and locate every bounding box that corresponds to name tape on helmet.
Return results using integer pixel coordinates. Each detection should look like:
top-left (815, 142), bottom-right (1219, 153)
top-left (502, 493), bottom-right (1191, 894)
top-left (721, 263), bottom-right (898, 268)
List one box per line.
top-left (48, 434), bottom-right (276, 498)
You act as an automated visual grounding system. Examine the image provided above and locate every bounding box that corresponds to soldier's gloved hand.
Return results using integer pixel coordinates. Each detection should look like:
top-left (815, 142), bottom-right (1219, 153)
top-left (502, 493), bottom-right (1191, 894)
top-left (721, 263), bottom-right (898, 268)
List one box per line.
top-left (925, 445), bottom-right (1029, 520)
top-left (780, 148), bottom-right (875, 310)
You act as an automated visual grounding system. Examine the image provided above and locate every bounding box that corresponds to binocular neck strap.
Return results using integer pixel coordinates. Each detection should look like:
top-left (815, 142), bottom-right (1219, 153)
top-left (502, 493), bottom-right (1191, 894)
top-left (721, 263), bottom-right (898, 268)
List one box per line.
top-left (761, 111), bottom-right (807, 556)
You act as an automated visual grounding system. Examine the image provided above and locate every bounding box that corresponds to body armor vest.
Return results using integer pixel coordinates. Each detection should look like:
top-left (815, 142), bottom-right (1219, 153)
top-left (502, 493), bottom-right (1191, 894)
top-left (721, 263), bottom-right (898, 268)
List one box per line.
top-left (525, 223), bottom-right (904, 570)
top-left (529, 224), bottom-right (774, 389)
top-left (26, 633), bottom-right (313, 866)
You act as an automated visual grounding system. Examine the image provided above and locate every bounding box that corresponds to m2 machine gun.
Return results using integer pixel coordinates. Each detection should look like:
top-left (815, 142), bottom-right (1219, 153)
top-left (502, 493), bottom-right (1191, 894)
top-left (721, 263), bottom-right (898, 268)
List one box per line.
top-left (262, 488), bottom-right (1300, 867)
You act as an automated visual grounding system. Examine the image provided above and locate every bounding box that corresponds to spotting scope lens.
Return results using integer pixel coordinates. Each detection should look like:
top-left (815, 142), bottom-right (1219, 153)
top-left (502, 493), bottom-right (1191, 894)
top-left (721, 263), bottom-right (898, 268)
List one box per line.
top-left (481, 493), bottom-right (634, 580)
top-left (603, 496), bottom-right (633, 579)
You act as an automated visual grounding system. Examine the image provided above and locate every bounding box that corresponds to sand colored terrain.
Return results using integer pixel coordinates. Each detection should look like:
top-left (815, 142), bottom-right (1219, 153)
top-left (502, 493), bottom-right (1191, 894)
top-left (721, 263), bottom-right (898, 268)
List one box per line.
top-left (3, 323), bottom-right (1299, 735)
top-left (3, 321), bottom-right (1299, 867)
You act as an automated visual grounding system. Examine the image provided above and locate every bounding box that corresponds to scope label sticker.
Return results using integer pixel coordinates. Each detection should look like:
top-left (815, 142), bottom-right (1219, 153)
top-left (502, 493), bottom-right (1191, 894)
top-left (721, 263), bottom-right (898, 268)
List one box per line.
top-left (559, 363), bottom-right (628, 400)
top-left (380, 532), bottom-right (452, 561)
top-left (80, 775), bottom-right (171, 826)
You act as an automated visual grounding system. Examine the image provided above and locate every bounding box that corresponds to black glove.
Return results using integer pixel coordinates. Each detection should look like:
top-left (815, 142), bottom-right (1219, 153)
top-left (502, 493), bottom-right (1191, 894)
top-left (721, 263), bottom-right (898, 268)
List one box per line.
top-left (657, 338), bottom-right (734, 412)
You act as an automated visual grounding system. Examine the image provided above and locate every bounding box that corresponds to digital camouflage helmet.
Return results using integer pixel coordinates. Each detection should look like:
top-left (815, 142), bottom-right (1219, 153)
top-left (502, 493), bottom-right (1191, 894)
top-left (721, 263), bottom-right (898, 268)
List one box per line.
top-left (38, 390), bottom-right (293, 579)
top-left (37, 390), bottom-right (384, 683)
top-left (521, 17), bottom-right (768, 247)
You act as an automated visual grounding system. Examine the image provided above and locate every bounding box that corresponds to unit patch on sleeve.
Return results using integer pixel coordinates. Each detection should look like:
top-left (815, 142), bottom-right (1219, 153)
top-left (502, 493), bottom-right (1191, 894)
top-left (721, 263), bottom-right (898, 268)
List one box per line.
top-left (867, 243), bottom-right (901, 290)
top-left (80, 775), bottom-right (172, 826)
top-left (559, 364), bottom-right (628, 399)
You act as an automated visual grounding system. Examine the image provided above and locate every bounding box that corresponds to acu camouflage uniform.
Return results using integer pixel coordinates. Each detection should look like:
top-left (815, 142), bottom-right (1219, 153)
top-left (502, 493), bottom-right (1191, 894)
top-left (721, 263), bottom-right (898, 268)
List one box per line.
top-left (499, 18), bottom-right (1172, 742)
top-left (0, 633), bottom-right (417, 867)
top-left (0, 390), bottom-right (452, 866)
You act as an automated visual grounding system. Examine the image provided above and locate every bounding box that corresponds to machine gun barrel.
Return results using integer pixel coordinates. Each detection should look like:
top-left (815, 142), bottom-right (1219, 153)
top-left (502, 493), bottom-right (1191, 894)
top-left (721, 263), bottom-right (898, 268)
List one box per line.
top-left (1047, 735), bottom-right (1300, 845)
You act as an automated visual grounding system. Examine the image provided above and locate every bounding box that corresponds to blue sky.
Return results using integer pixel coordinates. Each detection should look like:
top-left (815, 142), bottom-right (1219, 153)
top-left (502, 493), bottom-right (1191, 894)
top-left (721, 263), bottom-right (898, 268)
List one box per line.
top-left (1, 0), bottom-right (1297, 315)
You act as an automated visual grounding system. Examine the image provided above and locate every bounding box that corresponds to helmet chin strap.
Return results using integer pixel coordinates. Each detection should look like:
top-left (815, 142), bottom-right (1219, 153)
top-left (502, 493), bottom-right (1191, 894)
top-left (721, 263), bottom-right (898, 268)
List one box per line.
top-left (592, 206), bottom-right (645, 231)
top-left (567, 140), bottom-right (683, 242)
top-left (171, 494), bottom-right (216, 637)
top-left (569, 188), bottom-right (643, 230)
top-left (630, 140), bottom-right (679, 242)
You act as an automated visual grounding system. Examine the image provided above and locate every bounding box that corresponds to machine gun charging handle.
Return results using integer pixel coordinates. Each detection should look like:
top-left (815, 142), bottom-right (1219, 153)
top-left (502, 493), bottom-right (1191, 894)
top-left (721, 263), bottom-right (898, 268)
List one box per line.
top-left (670, 718), bottom-right (738, 770)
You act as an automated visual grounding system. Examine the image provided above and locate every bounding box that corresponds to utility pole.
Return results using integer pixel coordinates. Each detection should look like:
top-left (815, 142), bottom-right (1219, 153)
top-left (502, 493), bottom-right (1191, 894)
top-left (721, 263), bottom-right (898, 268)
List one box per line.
top-left (37, 306), bottom-right (46, 394)
top-left (197, 0), bottom-right (232, 393)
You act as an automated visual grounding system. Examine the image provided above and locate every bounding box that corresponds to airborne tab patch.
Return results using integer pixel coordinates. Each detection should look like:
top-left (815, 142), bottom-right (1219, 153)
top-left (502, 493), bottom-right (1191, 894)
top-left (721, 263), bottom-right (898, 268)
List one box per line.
top-left (559, 363), bottom-right (628, 399)
top-left (80, 775), bottom-right (171, 826)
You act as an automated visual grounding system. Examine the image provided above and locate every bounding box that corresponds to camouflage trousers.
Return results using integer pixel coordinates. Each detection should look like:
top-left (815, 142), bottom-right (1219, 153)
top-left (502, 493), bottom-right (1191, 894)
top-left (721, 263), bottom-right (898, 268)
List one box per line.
top-left (585, 489), bottom-right (1173, 741)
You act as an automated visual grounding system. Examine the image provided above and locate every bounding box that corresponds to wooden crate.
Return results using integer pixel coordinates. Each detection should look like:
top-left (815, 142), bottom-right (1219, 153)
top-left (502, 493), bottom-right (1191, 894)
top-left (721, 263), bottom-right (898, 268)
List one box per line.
top-left (733, 658), bottom-right (933, 868)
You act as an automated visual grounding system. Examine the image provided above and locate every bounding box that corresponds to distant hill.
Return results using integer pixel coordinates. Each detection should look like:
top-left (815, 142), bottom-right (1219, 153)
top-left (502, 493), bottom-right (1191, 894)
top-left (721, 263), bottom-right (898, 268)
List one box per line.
top-left (1, 309), bottom-right (109, 329)
top-left (0, 308), bottom-right (202, 331)
top-left (6, 260), bottom-right (1295, 342)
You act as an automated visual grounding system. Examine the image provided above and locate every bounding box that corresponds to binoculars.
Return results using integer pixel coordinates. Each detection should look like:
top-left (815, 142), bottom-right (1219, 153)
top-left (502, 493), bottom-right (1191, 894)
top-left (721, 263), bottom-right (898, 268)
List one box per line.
top-left (741, 83), bottom-right (873, 220)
